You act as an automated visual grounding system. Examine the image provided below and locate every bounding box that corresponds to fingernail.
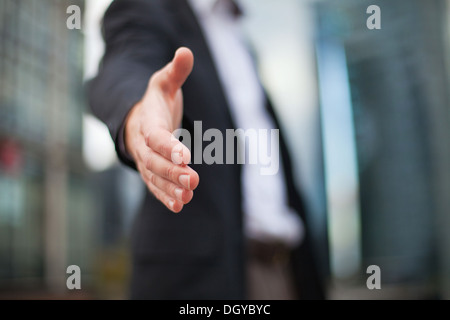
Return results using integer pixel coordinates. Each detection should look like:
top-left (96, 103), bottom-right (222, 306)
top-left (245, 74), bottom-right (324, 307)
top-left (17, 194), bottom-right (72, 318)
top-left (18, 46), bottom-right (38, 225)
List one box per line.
top-left (174, 188), bottom-right (183, 201)
top-left (171, 144), bottom-right (183, 165)
top-left (169, 199), bottom-right (175, 210)
top-left (179, 174), bottom-right (190, 189)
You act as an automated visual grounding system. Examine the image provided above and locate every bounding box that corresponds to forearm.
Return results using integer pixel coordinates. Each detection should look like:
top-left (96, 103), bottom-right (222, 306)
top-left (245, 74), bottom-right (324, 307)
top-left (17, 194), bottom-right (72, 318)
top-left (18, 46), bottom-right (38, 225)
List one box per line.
top-left (87, 0), bottom-right (172, 168)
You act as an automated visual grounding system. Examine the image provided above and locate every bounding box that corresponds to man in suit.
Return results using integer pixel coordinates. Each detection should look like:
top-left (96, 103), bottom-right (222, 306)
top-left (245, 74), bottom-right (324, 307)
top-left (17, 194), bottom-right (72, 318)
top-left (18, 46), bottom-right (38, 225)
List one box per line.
top-left (89, 0), bottom-right (325, 299)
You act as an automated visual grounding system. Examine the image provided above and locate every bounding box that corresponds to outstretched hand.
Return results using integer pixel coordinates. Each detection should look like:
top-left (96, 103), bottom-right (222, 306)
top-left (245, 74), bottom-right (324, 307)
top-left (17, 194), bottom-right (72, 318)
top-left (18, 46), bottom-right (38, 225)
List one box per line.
top-left (124, 47), bottom-right (199, 213)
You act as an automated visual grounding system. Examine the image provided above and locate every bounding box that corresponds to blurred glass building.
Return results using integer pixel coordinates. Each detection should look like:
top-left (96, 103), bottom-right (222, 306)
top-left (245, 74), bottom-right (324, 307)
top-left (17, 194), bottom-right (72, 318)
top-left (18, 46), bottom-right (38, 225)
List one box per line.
top-left (316, 0), bottom-right (450, 299)
top-left (0, 0), bottom-right (98, 297)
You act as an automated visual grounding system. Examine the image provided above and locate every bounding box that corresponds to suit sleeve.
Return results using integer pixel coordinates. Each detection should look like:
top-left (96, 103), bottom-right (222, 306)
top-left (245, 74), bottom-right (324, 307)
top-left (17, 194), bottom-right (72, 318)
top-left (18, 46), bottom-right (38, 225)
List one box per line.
top-left (88, 0), bottom-right (174, 169)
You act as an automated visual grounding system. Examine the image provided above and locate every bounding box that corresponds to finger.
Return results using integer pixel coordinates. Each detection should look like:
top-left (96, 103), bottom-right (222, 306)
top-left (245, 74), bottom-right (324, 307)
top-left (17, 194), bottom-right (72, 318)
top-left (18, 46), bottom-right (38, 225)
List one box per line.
top-left (149, 173), bottom-right (194, 204)
top-left (140, 148), bottom-right (199, 190)
top-left (144, 127), bottom-right (191, 165)
top-left (143, 174), bottom-right (184, 213)
top-left (151, 47), bottom-right (194, 96)
top-left (138, 162), bottom-right (180, 210)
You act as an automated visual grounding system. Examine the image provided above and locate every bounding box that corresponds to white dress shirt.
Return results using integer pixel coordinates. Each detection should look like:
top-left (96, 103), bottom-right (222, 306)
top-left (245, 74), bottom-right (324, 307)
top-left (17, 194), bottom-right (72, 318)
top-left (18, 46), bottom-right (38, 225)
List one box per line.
top-left (188, 0), bottom-right (304, 247)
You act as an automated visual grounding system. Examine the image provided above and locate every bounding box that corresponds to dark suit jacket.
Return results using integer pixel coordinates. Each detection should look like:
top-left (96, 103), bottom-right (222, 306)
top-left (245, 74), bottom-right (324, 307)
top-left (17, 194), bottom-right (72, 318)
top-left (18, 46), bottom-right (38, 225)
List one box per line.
top-left (89, 0), bottom-right (325, 299)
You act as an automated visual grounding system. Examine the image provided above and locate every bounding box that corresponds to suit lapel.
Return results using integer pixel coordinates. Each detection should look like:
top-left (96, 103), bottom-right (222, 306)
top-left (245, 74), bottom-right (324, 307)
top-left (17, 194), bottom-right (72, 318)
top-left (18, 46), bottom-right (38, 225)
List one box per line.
top-left (164, 0), bottom-right (304, 217)
top-left (164, 0), bottom-right (237, 131)
top-left (162, 0), bottom-right (244, 225)
top-left (265, 97), bottom-right (308, 220)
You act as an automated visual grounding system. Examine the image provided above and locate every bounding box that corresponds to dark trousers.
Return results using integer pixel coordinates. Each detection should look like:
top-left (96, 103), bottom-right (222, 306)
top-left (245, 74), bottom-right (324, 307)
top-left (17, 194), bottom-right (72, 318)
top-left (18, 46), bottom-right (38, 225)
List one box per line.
top-left (246, 239), bottom-right (299, 300)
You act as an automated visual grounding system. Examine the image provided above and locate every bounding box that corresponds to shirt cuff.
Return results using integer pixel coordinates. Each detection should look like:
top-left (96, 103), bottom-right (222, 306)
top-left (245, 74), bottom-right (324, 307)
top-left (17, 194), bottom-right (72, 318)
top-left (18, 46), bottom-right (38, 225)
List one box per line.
top-left (117, 118), bottom-right (136, 166)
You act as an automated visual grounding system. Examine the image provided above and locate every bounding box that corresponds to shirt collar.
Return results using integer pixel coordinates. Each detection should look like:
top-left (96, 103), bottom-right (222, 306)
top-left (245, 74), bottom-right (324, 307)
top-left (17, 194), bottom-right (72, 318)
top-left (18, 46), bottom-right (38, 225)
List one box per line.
top-left (188, 0), bottom-right (242, 18)
top-left (188, 0), bottom-right (217, 16)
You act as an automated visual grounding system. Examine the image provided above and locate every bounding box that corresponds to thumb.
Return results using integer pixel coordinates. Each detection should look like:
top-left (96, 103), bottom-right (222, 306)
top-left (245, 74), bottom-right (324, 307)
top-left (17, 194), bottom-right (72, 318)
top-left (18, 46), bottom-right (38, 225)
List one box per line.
top-left (153, 47), bottom-right (194, 96)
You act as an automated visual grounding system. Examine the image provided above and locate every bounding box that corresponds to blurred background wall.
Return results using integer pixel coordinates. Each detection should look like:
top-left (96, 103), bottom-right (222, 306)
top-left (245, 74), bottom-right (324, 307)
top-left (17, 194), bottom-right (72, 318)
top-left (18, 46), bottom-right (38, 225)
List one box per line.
top-left (316, 0), bottom-right (450, 299)
top-left (0, 0), bottom-right (97, 298)
top-left (0, 0), bottom-right (449, 299)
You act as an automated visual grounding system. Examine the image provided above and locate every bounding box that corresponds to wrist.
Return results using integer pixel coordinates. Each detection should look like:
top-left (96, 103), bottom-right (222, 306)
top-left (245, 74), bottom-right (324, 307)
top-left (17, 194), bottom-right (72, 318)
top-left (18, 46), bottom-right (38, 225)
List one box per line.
top-left (124, 100), bottom-right (143, 161)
